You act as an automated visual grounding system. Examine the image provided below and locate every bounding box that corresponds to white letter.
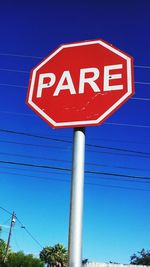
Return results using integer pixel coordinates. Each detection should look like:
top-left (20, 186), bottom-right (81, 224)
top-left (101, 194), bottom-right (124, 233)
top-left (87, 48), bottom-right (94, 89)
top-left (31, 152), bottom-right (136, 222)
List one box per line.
top-left (54, 70), bottom-right (76, 96)
top-left (37, 73), bottom-right (56, 98)
top-left (79, 67), bottom-right (100, 94)
top-left (104, 64), bottom-right (123, 91)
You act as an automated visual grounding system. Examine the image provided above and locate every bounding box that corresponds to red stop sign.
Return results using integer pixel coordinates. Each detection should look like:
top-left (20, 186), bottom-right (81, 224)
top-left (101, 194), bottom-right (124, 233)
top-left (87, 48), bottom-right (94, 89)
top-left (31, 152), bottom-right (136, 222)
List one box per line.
top-left (27, 39), bottom-right (134, 128)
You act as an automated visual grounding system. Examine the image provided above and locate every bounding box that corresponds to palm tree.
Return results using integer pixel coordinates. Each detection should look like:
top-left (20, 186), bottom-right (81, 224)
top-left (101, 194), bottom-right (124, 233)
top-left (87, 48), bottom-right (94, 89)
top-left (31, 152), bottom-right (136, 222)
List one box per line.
top-left (40, 244), bottom-right (68, 267)
top-left (53, 244), bottom-right (68, 267)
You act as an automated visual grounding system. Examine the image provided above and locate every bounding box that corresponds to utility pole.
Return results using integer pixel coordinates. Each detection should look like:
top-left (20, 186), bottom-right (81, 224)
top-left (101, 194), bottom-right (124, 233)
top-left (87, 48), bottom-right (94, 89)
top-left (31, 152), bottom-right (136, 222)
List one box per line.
top-left (5, 211), bottom-right (15, 258)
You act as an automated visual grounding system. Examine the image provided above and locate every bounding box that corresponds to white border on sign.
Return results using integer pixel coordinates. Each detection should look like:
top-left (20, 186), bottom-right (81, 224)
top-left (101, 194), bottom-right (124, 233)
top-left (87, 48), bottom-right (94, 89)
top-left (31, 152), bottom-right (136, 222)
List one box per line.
top-left (28, 40), bottom-right (133, 127)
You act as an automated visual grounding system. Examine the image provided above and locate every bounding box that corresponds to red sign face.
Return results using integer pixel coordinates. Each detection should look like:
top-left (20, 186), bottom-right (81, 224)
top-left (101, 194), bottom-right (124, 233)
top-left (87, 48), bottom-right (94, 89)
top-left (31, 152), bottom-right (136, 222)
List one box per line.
top-left (27, 39), bottom-right (134, 128)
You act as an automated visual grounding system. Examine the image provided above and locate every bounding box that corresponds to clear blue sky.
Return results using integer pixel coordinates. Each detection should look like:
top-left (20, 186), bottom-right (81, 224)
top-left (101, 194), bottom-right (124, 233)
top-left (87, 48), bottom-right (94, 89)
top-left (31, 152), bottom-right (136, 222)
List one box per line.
top-left (0, 0), bottom-right (150, 264)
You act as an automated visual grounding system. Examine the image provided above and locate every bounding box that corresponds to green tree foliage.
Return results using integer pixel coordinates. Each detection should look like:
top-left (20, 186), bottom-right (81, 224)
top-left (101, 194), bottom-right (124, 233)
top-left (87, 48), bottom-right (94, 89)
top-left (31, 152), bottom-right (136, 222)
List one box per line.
top-left (0, 238), bottom-right (44, 267)
top-left (40, 243), bottom-right (68, 267)
top-left (130, 249), bottom-right (150, 265)
top-left (5, 251), bottom-right (44, 267)
top-left (0, 238), bottom-right (7, 264)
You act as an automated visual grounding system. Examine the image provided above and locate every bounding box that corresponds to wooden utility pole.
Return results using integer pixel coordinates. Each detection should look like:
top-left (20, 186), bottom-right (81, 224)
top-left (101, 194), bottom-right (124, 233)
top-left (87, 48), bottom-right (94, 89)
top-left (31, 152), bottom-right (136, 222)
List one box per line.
top-left (5, 211), bottom-right (15, 258)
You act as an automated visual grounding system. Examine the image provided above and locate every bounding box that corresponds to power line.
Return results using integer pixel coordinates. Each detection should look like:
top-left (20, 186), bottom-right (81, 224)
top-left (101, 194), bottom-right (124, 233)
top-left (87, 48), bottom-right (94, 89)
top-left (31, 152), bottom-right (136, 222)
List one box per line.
top-left (0, 66), bottom-right (149, 74)
top-left (0, 139), bottom-right (65, 150)
top-left (0, 52), bottom-right (42, 59)
top-left (0, 206), bottom-right (12, 216)
top-left (0, 68), bottom-right (29, 74)
top-left (104, 122), bottom-right (150, 129)
top-left (1, 151), bottom-right (150, 172)
top-left (1, 159), bottom-right (150, 182)
top-left (0, 124), bottom-right (149, 146)
top-left (87, 143), bottom-right (150, 156)
top-left (0, 170), bottom-right (70, 183)
top-left (0, 205), bottom-right (43, 249)
top-left (0, 165), bottom-right (66, 176)
top-left (0, 83), bottom-right (27, 88)
top-left (86, 170), bottom-right (150, 181)
top-left (88, 135), bottom-right (150, 145)
top-left (0, 166), bottom-right (71, 178)
top-left (0, 111), bottom-right (36, 117)
top-left (0, 151), bottom-right (71, 164)
top-left (132, 97), bottom-right (150, 101)
top-left (134, 65), bottom-right (150, 69)
top-left (1, 169), bottom-right (150, 193)
top-left (16, 217), bottom-right (43, 249)
top-left (0, 52), bottom-right (149, 70)
top-left (85, 181), bottom-right (150, 192)
top-left (0, 138), bottom-right (149, 159)
top-left (87, 148), bottom-right (149, 158)
top-left (1, 110), bottom-right (150, 129)
top-left (0, 129), bottom-right (70, 143)
top-left (0, 160), bottom-right (70, 171)
top-left (135, 81), bottom-right (150, 85)
top-left (2, 163), bottom-right (150, 176)
top-left (0, 128), bottom-right (150, 156)
top-left (1, 167), bottom-right (150, 185)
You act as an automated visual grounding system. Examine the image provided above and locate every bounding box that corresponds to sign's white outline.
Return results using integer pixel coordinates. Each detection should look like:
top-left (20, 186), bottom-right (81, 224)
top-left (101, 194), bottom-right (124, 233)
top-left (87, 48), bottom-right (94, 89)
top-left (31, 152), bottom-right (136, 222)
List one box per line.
top-left (28, 40), bottom-right (133, 127)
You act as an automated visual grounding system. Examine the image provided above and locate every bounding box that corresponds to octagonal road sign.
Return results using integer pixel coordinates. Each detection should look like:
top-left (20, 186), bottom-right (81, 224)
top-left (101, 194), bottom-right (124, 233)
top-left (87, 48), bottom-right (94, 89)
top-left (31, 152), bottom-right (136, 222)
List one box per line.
top-left (26, 39), bottom-right (134, 128)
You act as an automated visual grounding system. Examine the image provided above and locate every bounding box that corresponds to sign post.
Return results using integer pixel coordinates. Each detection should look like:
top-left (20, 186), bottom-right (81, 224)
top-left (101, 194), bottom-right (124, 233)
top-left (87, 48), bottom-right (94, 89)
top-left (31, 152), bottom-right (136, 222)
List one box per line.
top-left (26, 39), bottom-right (134, 267)
top-left (68, 128), bottom-right (85, 267)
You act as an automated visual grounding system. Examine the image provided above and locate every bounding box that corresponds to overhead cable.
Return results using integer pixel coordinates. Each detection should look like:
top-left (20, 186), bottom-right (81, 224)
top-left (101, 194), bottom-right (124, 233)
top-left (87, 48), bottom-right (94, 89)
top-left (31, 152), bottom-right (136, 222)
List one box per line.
top-left (0, 205), bottom-right (43, 249)
top-left (16, 217), bottom-right (43, 249)
top-left (0, 128), bottom-right (149, 156)
top-left (0, 169), bottom-right (150, 193)
top-left (1, 160), bottom-right (150, 181)
top-left (1, 151), bottom-right (150, 172)
top-left (0, 52), bottom-right (149, 70)
top-left (0, 206), bottom-right (12, 215)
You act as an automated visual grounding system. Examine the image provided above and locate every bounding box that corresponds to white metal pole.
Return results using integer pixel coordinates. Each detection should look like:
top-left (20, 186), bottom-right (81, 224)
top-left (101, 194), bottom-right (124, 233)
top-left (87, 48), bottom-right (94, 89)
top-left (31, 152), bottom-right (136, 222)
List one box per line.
top-left (68, 127), bottom-right (85, 267)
